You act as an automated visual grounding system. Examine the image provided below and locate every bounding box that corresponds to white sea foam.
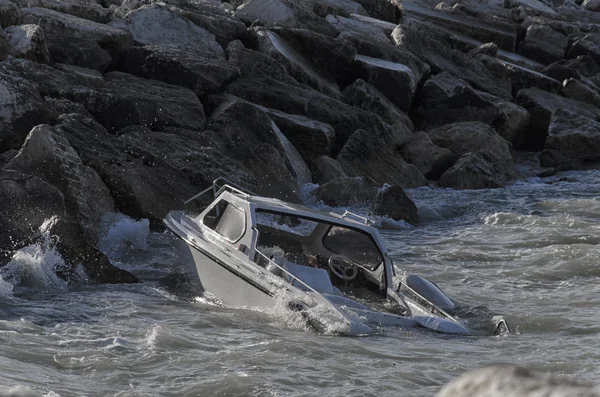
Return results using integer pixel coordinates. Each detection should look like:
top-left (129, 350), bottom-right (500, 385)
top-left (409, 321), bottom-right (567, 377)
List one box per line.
top-left (98, 213), bottom-right (150, 259)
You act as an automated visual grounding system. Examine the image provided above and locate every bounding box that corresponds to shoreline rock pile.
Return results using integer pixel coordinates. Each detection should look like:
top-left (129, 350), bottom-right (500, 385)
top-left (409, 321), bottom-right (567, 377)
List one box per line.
top-left (1, 0), bottom-right (600, 282)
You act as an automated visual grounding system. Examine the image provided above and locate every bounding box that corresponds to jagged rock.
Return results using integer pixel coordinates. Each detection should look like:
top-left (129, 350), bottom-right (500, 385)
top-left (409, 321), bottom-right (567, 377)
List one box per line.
top-left (439, 150), bottom-right (517, 189)
top-left (567, 33), bottom-right (600, 66)
top-left (337, 129), bottom-right (427, 188)
top-left (226, 39), bottom-right (292, 81)
top-left (122, 44), bottom-right (240, 96)
top-left (25, 0), bottom-right (113, 23)
top-left (5, 24), bottom-right (50, 64)
top-left (372, 185), bottom-right (419, 225)
top-left (314, 176), bottom-right (378, 206)
top-left (540, 109), bottom-right (600, 168)
top-left (312, 0), bottom-right (368, 17)
top-left (354, 54), bottom-right (417, 112)
top-left (518, 25), bottom-right (568, 65)
top-left (0, 170), bottom-right (136, 283)
top-left (224, 75), bottom-right (405, 152)
top-left (165, 2), bottom-right (247, 47)
top-left (353, 0), bottom-right (401, 22)
top-left (57, 114), bottom-right (253, 221)
top-left (268, 27), bottom-right (358, 86)
top-left (254, 29), bottom-right (342, 98)
top-left (436, 365), bottom-right (600, 397)
top-left (583, 0), bottom-right (600, 11)
top-left (5, 124), bottom-right (115, 240)
top-left (563, 56), bottom-right (600, 77)
top-left (206, 99), bottom-right (308, 198)
top-left (474, 54), bottom-right (561, 96)
top-left (347, 14), bottom-right (396, 35)
top-left (342, 78), bottom-right (413, 130)
top-left (339, 31), bottom-right (430, 86)
top-left (313, 155), bottom-right (347, 183)
top-left (398, 131), bottom-right (454, 179)
top-left (562, 78), bottom-right (600, 109)
top-left (326, 14), bottom-right (391, 43)
top-left (68, 72), bottom-right (206, 133)
top-left (542, 62), bottom-right (582, 82)
top-left (515, 87), bottom-right (600, 150)
top-left (236, 0), bottom-right (338, 36)
top-left (21, 7), bottom-right (133, 51)
top-left (0, 0), bottom-right (22, 28)
top-left (44, 97), bottom-right (92, 117)
top-left (0, 149), bottom-right (16, 168)
top-left (392, 18), bottom-right (513, 101)
top-left (415, 73), bottom-right (530, 147)
top-left (468, 42), bottom-right (498, 57)
top-left (0, 67), bottom-right (55, 152)
top-left (427, 122), bottom-right (513, 160)
top-left (111, 3), bottom-right (223, 58)
top-left (49, 36), bottom-right (112, 71)
top-left (0, 27), bottom-right (9, 60)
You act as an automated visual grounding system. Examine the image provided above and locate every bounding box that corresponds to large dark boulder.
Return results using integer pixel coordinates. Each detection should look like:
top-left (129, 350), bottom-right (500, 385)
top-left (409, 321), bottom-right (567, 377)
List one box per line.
top-left (25, 0), bottom-right (112, 23)
top-left (122, 44), bottom-right (240, 97)
top-left (353, 0), bottom-right (401, 22)
top-left (398, 132), bottom-right (454, 180)
top-left (314, 176), bottom-right (378, 206)
top-left (540, 109), bottom-right (600, 168)
top-left (518, 25), bottom-right (568, 65)
top-left (337, 129), bottom-right (427, 188)
top-left (436, 365), bottom-right (600, 397)
top-left (225, 39), bottom-right (292, 81)
top-left (313, 155), bottom-right (347, 183)
top-left (372, 185), bottom-right (419, 225)
top-left (392, 18), bottom-right (513, 101)
top-left (342, 78), bottom-right (413, 130)
top-left (415, 73), bottom-right (529, 147)
top-left (5, 24), bottom-right (50, 64)
top-left (68, 72), bottom-right (206, 133)
top-left (562, 78), bottom-right (600, 110)
top-left (326, 14), bottom-right (391, 43)
top-left (567, 33), bottom-right (600, 66)
top-left (515, 87), bottom-right (600, 150)
top-left (439, 150), bottom-right (517, 190)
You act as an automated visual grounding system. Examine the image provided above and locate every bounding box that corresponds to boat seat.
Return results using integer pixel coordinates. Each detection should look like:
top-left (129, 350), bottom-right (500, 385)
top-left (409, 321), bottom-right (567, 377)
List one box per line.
top-left (283, 261), bottom-right (337, 295)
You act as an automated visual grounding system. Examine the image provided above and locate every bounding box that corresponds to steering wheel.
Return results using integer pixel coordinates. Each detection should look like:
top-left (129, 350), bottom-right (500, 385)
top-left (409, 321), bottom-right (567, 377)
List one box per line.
top-left (328, 255), bottom-right (358, 281)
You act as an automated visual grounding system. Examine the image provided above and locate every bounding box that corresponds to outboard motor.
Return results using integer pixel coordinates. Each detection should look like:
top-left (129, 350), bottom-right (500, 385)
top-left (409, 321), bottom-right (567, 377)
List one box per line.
top-left (406, 275), bottom-right (455, 312)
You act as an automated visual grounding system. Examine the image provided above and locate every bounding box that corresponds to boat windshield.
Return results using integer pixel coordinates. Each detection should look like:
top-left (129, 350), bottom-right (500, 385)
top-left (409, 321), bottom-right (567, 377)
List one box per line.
top-left (323, 226), bottom-right (382, 271)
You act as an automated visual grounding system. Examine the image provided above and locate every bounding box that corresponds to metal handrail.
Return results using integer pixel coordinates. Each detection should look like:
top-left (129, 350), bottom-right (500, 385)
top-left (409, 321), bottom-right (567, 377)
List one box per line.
top-left (184, 177), bottom-right (257, 205)
top-left (341, 210), bottom-right (374, 225)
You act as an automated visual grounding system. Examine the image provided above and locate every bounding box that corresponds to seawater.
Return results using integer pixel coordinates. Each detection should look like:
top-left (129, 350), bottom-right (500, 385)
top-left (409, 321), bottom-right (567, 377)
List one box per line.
top-left (1, 167), bottom-right (599, 396)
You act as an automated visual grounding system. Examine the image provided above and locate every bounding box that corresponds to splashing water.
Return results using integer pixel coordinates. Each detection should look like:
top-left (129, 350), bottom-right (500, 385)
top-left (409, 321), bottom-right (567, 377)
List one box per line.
top-left (97, 213), bottom-right (150, 259)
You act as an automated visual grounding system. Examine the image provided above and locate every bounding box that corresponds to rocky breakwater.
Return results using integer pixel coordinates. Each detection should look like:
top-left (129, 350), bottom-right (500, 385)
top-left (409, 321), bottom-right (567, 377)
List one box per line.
top-left (1, 0), bottom-right (600, 284)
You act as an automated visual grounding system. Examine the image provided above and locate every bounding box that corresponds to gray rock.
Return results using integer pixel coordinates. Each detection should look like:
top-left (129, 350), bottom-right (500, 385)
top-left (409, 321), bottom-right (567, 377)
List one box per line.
top-left (47, 35), bottom-right (112, 72)
top-left (540, 109), bottom-right (600, 168)
top-left (0, 149), bottom-right (16, 168)
top-left (415, 73), bottom-right (530, 147)
top-left (326, 14), bottom-right (391, 43)
top-left (312, 0), bottom-right (368, 18)
top-left (372, 185), bottom-right (419, 225)
top-left (353, 0), bottom-right (401, 22)
top-left (515, 87), bottom-right (600, 150)
top-left (44, 97), bottom-right (92, 117)
top-left (562, 56), bottom-right (600, 78)
top-left (337, 129), bottom-right (427, 188)
top-left (392, 18), bottom-right (513, 101)
top-left (542, 62), bottom-right (582, 82)
top-left (21, 7), bottom-right (133, 51)
top-left (69, 71), bottom-right (206, 133)
top-left (427, 122), bottom-right (514, 160)
top-left (313, 155), bottom-right (347, 183)
top-left (254, 29), bottom-right (342, 98)
top-left (5, 24), bottom-right (50, 64)
top-left (567, 33), bottom-right (600, 66)
top-left (476, 54), bottom-right (562, 96)
top-left (583, 0), bottom-right (600, 11)
top-left (562, 78), bottom-right (600, 109)
top-left (342, 78), bottom-right (414, 130)
top-left (25, 0), bottom-right (113, 23)
top-left (354, 54), bottom-right (417, 112)
top-left (439, 150), bottom-right (517, 189)
top-left (468, 42), bottom-right (499, 57)
top-left (206, 99), bottom-right (307, 198)
top-left (111, 3), bottom-right (223, 58)
top-left (0, 0), bottom-right (22, 28)
top-left (398, 131), bottom-right (454, 179)
top-left (226, 39), bottom-right (292, 81)
top-left (236, 0), bottom-right (337, 36)
top-left (122, 44), bottom-right (240, 96)
top-left (347, 14), bottom-right (397, 36)
top-left (436, 365), bottom-right (600, 397)
top-left (519, 25), bottom-right (568, 65)
top-left (314, 176), bottom-right (377, 206)
top-left (6, 124), bottom-right (115, 240)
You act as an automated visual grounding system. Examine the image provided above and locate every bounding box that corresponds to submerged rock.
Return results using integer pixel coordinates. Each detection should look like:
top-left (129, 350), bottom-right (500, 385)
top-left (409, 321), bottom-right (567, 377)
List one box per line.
top-left (540, 109), bottom-right (600, 168)
top-left (372, 185), bottom-right (419, 225)
top-left (436, 365), bottom-right (600, 397)
top-left (439, 150), bottom-right (517, 190)
top-left (314, 176), bottom-right (378, 206)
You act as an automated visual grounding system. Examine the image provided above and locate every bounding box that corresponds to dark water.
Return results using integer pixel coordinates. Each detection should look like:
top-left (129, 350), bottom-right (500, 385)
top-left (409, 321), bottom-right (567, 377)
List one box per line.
top-left (1, 166), bottom-right (599, 396)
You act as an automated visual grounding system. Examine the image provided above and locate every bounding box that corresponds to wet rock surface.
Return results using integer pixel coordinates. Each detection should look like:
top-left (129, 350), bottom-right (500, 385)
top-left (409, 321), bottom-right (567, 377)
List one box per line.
top-left (1, 0), bottom-right (600, 287)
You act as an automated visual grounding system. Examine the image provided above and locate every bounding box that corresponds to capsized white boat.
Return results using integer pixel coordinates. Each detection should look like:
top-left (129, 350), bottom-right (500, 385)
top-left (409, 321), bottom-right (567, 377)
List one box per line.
top-left (164, 178), bottom-right (509, 336)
